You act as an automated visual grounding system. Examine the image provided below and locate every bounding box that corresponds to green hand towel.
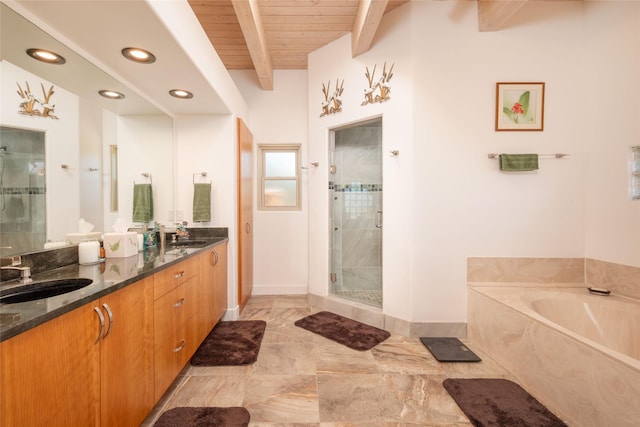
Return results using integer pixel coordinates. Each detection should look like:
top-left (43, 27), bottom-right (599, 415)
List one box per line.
top-left (132, 183), bottom-right (153, 223)
top-left (193, 183), bottom-right (211, 222)
top-left (499, 154), bottom-right (539, 171)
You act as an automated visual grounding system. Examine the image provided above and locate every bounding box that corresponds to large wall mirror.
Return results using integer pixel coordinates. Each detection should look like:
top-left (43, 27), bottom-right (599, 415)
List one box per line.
top-left (0, 3), bottom-right (174, 257)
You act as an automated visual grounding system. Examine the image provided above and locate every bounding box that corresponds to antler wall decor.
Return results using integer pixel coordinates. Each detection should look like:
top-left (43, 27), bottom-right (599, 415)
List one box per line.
top-left (16, 81), bottom-right (59, 119)
top-left (361, 62), bottom-right (394, 106)
top-left (320, 79), bottom-right (344, 117)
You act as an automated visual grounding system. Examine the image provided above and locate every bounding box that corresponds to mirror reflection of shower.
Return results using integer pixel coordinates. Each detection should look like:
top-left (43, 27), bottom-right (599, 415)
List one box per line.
top-left (329, 118), bottom-right (383, 308)
top-left (0, 126), bottom-right (46, 255)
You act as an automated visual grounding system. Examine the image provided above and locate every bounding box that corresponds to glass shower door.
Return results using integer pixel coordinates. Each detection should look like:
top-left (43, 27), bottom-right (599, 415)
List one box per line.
top-left (329, 119), bottom-right (382, 308)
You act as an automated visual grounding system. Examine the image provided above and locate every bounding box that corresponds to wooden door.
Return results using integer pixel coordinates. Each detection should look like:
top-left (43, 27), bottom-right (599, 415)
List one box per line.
top-left (237, 118), bottom-right (253, 311)
top-left (0, 303), bottom-right (101, 427)
top-left (100, 276), bottom-right (154, 427)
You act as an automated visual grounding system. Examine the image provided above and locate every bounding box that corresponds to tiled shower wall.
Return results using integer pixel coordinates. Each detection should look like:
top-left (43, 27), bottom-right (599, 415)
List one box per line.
top-left (330, 124), bottom-right (382, 294)
top-left (0, 127), bottom-right (46, 255)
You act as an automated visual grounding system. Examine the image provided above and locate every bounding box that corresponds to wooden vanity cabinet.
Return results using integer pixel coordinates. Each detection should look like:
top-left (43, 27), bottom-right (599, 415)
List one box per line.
top-left (0, 275), bottom-right (154, 427)
top-left (0, 302), bottom-right (101, 427)
top-left (100, 275), bottom-right (154, 427)
top-left (153, 256), bottom-right (200, 402)
top-left (197, 241), bottom-right (228, 340)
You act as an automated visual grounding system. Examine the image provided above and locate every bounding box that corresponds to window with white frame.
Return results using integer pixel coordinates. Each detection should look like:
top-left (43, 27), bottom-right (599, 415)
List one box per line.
top-left (258, 144), bottom-right (301, 210)
top-left (632, 146), bottom-right (640, 200)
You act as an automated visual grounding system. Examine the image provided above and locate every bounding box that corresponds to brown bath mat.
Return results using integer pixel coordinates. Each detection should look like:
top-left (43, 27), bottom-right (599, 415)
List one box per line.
top-left (443, 378), bottom-right (567, 427)
top-left (294, 311), bottom-right (390, 351)
top-left (191, 320), bottom-right (266, 366)
top-left (154, 407), bottom-right (250, 426)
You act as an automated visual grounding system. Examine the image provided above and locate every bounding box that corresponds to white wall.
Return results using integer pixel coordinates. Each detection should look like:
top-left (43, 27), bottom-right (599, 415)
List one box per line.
top-left (116, 115), bottom-right (173, 229)
top-left (308, 8), bottom-right (415, 322)
top-left (230, 70), bottom-right (310, 294)
top-left (174, 114), bottom-right (240, 314)
top-left (582, 1), bottom-right (640, 267)
top-left (307, 0), bottom-right (640, 324)
top-left (1, 60), bottom-right (80, 242)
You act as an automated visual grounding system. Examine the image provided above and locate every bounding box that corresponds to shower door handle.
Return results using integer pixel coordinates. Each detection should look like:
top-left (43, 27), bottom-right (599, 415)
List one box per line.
top-left (375, 210), bottom-right (382, 228)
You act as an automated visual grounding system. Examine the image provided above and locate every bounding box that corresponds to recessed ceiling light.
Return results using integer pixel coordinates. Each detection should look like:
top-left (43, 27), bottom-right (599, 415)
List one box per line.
top-left (169, 89), bottom-right (193, 99)
top-left (121, 47), bottom-right (156, 64)
top-left (98, 90), bottom-right (125, 99)
top-left (26, 48), bottom-right (66, 64)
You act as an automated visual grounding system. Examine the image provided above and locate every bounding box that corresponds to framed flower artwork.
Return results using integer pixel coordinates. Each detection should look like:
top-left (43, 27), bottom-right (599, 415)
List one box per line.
top-left (495, 82), bottom-right (545, 131)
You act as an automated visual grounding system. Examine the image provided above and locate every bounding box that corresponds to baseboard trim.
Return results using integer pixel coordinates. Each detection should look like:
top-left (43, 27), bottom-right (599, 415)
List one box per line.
top-left (252, 284), bottom-right (308, 295)
top-left (222, 305), bottom-right (240, 321)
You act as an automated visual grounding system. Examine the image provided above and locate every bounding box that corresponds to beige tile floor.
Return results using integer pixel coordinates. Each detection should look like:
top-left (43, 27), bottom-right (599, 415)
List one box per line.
top-left (142, 295), bottom-right (515, 426)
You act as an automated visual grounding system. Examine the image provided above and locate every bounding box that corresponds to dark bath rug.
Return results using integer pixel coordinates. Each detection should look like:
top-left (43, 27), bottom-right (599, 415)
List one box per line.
top-left (294, 311), bottom-right (390, 351)
top-left (154, 407), bottom-right (250, 427)
top-left (443, 378), bottom-right (568, 427)
top-left (191, 320), bottom-right (266, 366)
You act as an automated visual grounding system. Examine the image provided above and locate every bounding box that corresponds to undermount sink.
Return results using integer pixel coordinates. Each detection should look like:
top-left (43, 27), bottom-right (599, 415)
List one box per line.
top-left (167, 240), bottom-right (207, 247)
top-left (0, 278), bottom-right (93, 304)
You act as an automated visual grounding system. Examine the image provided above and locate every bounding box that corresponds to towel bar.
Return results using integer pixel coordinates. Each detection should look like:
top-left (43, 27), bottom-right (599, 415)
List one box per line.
top-left (488, 153), bottom-right (569, 159)
top-left (193, 172), bottom-right (211, 184)
top-left (134, 172), bottom-right (152, 185)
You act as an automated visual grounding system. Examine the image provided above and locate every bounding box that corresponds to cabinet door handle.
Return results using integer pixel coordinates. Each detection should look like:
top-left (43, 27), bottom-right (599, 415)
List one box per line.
top-left (173, 339), bottom-right (186, 353)
top-left (174, 270), bottom-right (185, 280)
top-left (94, 306), bottom-right (105, 344)
top-left (212, 249), bottom-right (219, 266)
top-left (245, 222), bottom-right (251, 234)
top-left (102, 303), bottom-right (114, 339)
top-left (173, 298), bottom-right (185, 308)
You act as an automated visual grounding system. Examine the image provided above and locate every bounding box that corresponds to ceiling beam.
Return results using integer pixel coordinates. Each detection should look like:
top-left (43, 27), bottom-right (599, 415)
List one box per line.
top-left (231, 0), bottom-right (273, 90)
top-left (477, 0), bottom-right (528, 32)
top-left (351, 0), bottom-right (389, 57)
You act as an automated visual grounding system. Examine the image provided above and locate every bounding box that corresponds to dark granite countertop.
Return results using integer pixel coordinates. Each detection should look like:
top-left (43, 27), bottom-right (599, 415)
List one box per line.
top-left (0, 237), bottom-right (228, 342)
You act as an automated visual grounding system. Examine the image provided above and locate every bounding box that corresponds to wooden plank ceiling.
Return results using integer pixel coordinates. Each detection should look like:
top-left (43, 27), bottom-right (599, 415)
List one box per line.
top-left (188, 0), bottom-right (409, 89)
top-left (188, 0), bottom-right (552, 89)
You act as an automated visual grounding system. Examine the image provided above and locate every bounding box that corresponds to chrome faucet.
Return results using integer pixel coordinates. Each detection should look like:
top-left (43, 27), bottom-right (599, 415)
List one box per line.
top-left (0, 256), bottom-right (32, 283)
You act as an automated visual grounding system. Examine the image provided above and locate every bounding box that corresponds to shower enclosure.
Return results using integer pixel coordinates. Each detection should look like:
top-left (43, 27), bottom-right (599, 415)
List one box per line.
top-left (0, 126), bottom-right (46, 255)
top-left (329, 118), bottom-right (382, 307)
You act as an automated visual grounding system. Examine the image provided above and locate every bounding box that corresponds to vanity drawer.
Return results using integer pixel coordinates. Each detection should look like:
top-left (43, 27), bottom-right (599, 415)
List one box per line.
top-left (153, 256), bottom-right (199, 300)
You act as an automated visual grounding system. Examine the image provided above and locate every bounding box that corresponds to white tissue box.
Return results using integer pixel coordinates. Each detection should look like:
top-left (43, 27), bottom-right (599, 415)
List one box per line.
top-left (65, 232), bottom-right (102, 244)
top-left (104, 255), bottom-right (139, 281)
top-left (103, 232), bottom-right (138, 258)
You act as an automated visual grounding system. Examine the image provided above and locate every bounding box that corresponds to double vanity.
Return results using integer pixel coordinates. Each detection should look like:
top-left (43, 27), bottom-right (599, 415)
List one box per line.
top-left (0, 233), bottom-right (228, 427)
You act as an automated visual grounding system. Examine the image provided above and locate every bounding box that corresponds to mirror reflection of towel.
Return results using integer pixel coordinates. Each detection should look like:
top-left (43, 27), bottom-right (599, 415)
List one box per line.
top-left (193, 183), bottom-right (211, 222)
top-left (132, 183), bottom-right (153, 223)
top-left (6, 196), bottom-right (25, 219)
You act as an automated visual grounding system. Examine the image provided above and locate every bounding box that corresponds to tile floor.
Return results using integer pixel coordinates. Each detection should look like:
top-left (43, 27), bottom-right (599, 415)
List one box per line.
top-left (142, 295), bottom-right (516, 426)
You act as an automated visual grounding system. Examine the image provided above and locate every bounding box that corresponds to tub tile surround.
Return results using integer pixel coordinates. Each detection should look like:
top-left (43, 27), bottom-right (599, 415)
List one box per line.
top-left (586, 258), bottom-right (640, 300)
top-left (467, 256), bottom-right (585, 285)
top-left (467, 256), bottom-right (640, 426)
top-left (468, 288), bottom-right (640, 427)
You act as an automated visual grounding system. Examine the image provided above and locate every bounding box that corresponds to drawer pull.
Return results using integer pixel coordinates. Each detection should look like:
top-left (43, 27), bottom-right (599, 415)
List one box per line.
top-left (102, 303), bottom-right (114, 339)
top-left (173, 298), bottom-right (185, 308)
top-left (174, 270), bottom-right (185, 280)
top-left (94, 306), bottom-right (105, 344)
top-left (173, 339), bottom-right (186, 353)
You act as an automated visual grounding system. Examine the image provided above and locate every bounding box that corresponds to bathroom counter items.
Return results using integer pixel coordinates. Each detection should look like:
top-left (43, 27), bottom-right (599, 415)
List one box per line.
top-left (0, 237), bottom-right (228, 342)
